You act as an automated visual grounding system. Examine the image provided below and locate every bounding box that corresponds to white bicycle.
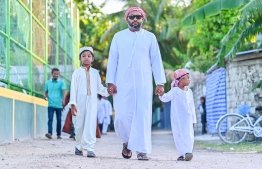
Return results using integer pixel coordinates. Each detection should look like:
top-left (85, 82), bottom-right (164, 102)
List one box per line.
top-left (216, 105), bottom-right (262, 144)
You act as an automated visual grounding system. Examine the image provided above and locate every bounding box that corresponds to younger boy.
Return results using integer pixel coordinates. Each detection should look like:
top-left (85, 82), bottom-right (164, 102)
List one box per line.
top-left (159, 69), bottom-right (196, 161)
top-left (68, 47), bottom-right (109, 157)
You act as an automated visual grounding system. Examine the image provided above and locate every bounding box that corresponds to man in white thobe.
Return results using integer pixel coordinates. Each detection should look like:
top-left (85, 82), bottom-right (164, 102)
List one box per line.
top-left (106, 7), bottom-right (166, 160)
top-left (102, 97), bottom-right (112, 134)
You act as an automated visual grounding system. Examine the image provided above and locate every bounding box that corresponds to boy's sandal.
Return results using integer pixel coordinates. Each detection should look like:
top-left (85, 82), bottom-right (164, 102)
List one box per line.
top-left (177, 156), bottom-right (185, 161)
top-left (75, 147), bottom-right (83, 156)
top-left (185, 153), bottom-right (193, 161)
top-left (87, 151), bottom-right (96, 158)
top-left (122, 143), bottom-right (132, 159)
top-left (137, 153), bottom-right (150, 161)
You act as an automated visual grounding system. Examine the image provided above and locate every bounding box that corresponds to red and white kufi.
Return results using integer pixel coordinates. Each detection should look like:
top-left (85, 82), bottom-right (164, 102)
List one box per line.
top-left (124, 7), bottom-right (146, 20)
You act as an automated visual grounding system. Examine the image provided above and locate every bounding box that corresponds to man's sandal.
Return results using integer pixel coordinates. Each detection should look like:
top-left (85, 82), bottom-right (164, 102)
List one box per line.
top-left (137, 153), bottom-right (150, 161)
top-left (75, 147), bottom-right (83, 156)
top-left (185, 153), bottom-right (193, 161)
top-left (122, 143), bottom-right (132, 159)
top-left (87, 151), bottom-right (96, 158)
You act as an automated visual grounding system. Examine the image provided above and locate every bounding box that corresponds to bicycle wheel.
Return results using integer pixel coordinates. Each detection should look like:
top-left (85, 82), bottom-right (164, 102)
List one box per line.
top-left (217, 114), bottom-right (249, 144)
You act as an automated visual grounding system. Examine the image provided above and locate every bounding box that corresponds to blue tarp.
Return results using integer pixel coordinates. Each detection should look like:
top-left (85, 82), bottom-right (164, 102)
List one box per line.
top-left (206, 68), bottom-right (227, 134)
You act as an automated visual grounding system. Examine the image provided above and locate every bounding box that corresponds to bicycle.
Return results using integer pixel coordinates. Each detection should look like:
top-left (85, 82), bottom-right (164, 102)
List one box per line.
top-left (216, 105), bottom-right (262, 144)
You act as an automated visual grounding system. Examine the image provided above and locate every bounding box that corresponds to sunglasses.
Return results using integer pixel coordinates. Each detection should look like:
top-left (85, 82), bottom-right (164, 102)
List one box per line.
top-left (176, 73), bottom-right (189, 80)
top-left (128, 15), bottom-right (142, 20)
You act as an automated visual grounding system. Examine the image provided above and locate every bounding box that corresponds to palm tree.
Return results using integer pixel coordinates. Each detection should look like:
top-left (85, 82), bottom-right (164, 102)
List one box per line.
top-left (182, 0), bottom-right (262, 89)
top-left (98, 0), bottom-right (189, 69)
top-left (182, 0), bottom-right (262, 64)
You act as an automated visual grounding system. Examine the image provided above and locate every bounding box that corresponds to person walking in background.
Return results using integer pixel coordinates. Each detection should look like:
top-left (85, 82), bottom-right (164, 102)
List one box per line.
top-left (44, 68), bottom-right (66, 140)
top-left (102, 96), bottom-right (112, 135)
top-left (106, 7), bottom-right (166, 160)
top-left (97, 94), bottom-right (106, 133)
top-left (68, 46), bottom-right (109, 158)
top-left (198, 96), bottom-right (207, 134)
top-left (159, 69), bottom-right (196, 161)
top-left (62, 89), bottom-right (75, 140)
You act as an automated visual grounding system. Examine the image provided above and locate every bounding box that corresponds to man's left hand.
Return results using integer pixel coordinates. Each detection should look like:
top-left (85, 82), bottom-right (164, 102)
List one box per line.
top-left (155, 85), bottom-right (164, 96)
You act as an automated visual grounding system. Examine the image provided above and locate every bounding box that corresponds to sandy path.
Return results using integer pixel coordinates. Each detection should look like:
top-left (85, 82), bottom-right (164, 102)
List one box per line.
top-left (0, 131), bottom-right (261, 169)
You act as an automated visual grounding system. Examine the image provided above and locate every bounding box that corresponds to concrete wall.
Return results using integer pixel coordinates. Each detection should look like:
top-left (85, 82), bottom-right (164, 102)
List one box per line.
top-left (226, 51), bottom-right (262, 115)
top-left (190, 50), bottom-right (262, 134)
top-left (190, 72), bottom-right (207, 134)
top-left (0, 87), bottom-right (48, 142)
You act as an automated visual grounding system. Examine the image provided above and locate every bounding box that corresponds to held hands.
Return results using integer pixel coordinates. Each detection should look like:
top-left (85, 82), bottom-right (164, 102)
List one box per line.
top-left (108, 83), bottom-right (163, 96)
top-left (155, 85), bottom-right (164, 96)
top-left (71, 105), bottom-right (77, 116)
top-left (108, 83), bottom-right (117, 95)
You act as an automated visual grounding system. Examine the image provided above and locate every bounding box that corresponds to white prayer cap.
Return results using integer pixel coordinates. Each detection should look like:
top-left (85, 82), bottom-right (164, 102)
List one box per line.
top-left (79, 46), bottom-right (94, 56)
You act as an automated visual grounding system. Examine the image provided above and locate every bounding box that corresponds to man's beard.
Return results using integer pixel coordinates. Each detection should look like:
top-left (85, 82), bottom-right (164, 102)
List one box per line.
top-left (127, 20), bottom-right (142, 30)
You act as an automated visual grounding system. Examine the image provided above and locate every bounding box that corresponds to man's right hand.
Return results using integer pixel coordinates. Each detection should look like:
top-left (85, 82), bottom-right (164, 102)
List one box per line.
top-left (71, 105), bottom-right (77, 116)
top-left (107, 83), bottom-right (117, 95)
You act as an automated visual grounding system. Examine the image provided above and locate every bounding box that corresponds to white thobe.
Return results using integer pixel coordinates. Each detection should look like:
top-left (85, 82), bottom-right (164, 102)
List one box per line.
top-left (102, 99), bottom-right (112, 134)
top-left (106, 28), bottom-right (166, 153)
top-left (159, 87), bottom-right (197, 156)
top-left (68, 67), bottom-right (109, 152)
top-left (97, 98), bottom-right (106, 124)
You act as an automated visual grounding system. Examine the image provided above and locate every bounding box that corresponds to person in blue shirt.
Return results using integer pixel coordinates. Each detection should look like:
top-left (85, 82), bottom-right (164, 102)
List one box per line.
top-left (44, 68), bottom-right (66, 139)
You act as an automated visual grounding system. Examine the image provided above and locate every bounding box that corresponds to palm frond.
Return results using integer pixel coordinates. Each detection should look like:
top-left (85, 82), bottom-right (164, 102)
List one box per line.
top-left (155, 0), bottom-right (168, 23)
top-left (146, 1), bottom-right (158, 21)
top-left (222, 0), bottom-right (262, 44)
top-left (182, 0), bottom-right (250, 25)
top-left (240, 0), bottom-right (262, 14)
top-left (166, 18), bottom-right (180, 40)
top-left (99, 19), bottom-right (127, 42)
top-left (159, 26), bottom-right (167, 41)
top-left (100, 24), bottom-right (118, 42)
top-left (223, 17), bottom-right (262, 60)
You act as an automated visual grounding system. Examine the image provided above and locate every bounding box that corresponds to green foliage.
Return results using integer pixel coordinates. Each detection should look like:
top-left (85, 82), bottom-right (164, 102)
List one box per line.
top-left (183, 0), bottom-right (262, 90)
top-left (252, 80), bottom-right (262, 91)
top-left (73, 0), bottom-right (111, 81)
top-left (182, 0), bottom-right (250, 25)
top-left (98, 0), bottom-right (190, 70)
top-left (219, 0), bottom-right (262, 61)
top-left (182, 0), bottom-right (262, 68)
top-left (182, 0), bottom-right (239, 72)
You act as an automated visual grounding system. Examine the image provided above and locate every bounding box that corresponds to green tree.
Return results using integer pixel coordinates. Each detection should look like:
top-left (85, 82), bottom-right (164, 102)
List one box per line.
top-left (98, 0), bottom-right (190, 70)
top-left (180, 0), bottom-right (239, 72)
top-left (182, 0), bottom-right (262, 66)
top-left (182, 0), bottom-right (262, 89)
top-left (73, 0), bottom-right (112, 82)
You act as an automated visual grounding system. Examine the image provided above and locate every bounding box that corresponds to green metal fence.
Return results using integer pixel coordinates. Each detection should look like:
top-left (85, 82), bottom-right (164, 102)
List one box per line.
top-left (0, 0), bottom-right (80, 97)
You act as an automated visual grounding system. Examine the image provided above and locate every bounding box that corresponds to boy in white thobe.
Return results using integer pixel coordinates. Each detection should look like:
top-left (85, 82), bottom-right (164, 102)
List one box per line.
top-left (106, 7), bottom-right (166, 160)
top-left (69, 47), bottom-right (109, 158)
top-left (159, 69), bottom-right (197, 161)
top-left (102, 97), bottom-right (112, 134)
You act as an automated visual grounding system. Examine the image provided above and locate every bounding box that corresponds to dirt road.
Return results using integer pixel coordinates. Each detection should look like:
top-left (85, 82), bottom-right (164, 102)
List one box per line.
top-left (0, 131), bottom-right (260, 169)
